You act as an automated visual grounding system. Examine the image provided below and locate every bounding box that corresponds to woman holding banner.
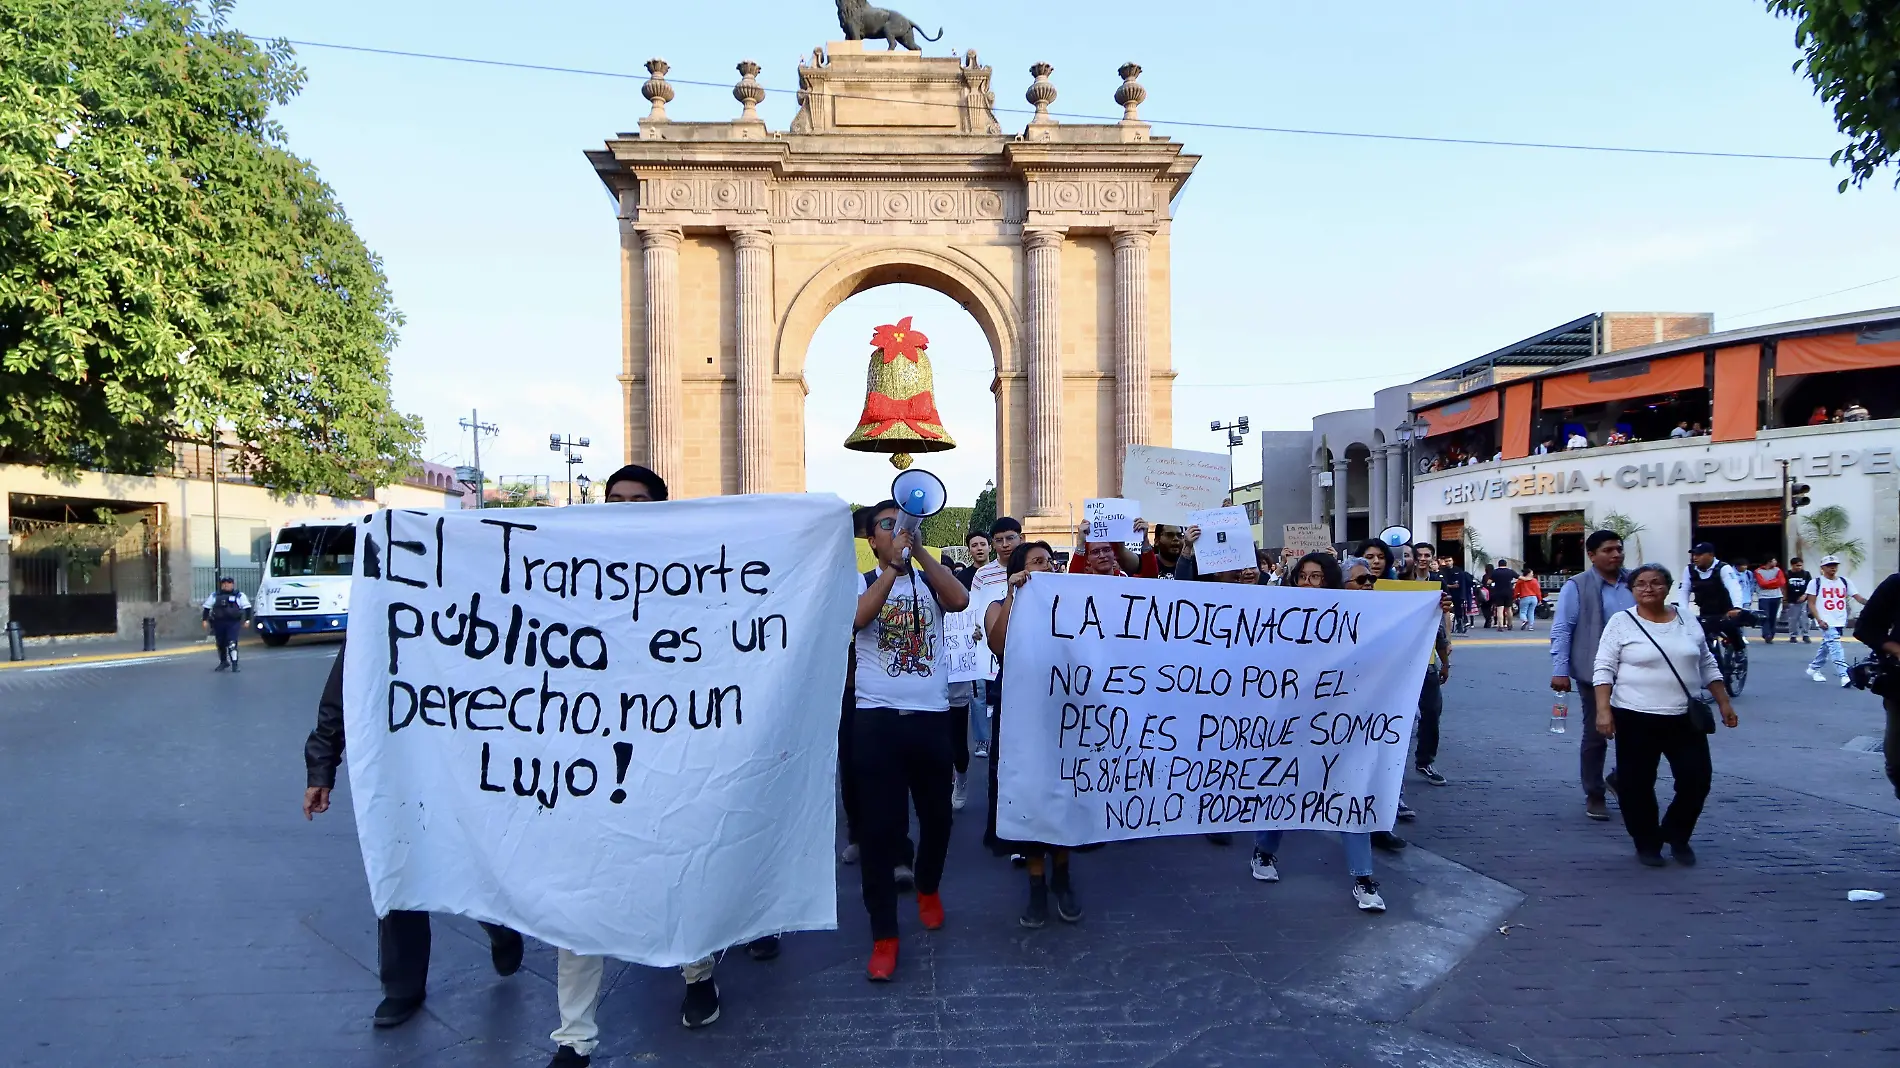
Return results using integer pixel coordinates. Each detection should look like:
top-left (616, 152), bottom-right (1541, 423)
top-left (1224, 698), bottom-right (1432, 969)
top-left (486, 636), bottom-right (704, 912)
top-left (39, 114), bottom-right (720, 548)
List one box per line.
top-left (1248, 553), bottom-right (1389, 913)
top-left (983, 540), bottom-right (1084, 929)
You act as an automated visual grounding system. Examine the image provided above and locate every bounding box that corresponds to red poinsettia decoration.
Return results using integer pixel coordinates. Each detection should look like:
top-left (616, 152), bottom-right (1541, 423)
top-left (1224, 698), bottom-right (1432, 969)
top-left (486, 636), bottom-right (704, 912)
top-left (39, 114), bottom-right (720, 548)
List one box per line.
top-left (870, 317), bottom-right (929, 363)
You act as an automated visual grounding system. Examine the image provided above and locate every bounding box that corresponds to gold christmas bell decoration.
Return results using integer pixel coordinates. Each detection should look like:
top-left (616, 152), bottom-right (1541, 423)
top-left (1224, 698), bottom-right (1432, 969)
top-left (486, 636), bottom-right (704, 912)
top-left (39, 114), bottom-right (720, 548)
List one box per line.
top-left (842, 316), bottom-right (956, 469)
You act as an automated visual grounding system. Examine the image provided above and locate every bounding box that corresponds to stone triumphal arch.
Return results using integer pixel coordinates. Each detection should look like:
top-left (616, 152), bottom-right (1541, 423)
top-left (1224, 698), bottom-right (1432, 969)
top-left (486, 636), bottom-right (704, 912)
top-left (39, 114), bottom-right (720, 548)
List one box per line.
top-left (588, 43), bottom-right (1198, 536)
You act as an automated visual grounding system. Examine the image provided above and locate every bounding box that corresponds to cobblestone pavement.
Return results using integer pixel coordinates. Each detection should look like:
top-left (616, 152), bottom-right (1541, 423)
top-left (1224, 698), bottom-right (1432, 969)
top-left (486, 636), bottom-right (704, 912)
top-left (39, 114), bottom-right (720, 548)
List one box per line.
top-left (0, 634), bottom-right (1892, 1067)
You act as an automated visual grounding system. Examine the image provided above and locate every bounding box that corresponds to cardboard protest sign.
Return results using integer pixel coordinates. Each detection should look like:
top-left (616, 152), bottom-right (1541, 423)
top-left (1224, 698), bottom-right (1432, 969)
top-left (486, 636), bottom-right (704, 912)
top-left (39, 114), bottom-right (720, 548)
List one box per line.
top-left (941, 605), bottom-right (990, 683)
top-left (1121, 445), bottom-right (1231, 525)
top-left (1083, 498), bottom-right (1140, 544)
top-left (342, 495), bottom-right (855, 966)
top-left (1282, 523), bottom-right (1333, 556)
top-left (1187, 505), bottom-right (1255, 574)
top-left (995, 573), bottom-right (1440, 845)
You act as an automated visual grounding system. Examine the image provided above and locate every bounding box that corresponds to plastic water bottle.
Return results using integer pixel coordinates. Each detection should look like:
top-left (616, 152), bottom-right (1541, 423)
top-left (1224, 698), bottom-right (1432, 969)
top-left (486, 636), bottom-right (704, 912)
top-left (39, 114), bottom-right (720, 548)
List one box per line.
top-left (1549, 690), bottom-right (1569, 734)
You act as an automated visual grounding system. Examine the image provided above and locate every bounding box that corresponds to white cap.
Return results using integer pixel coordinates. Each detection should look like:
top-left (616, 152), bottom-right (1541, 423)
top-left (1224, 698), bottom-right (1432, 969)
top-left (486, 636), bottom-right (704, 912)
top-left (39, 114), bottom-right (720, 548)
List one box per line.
top-left (1819, 554), bottom-right (1842, 567)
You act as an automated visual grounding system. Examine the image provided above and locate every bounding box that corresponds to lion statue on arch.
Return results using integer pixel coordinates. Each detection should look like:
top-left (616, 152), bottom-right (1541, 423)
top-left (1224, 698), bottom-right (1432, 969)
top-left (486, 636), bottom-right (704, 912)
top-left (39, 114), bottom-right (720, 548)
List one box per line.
top-left (836, 0), bottom-right (943, 51)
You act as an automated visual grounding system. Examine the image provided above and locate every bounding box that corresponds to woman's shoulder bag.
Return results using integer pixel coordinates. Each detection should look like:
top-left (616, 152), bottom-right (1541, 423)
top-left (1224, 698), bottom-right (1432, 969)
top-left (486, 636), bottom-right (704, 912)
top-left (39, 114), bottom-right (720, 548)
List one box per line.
top-left (1625, 609), bottom-right (1717, 734)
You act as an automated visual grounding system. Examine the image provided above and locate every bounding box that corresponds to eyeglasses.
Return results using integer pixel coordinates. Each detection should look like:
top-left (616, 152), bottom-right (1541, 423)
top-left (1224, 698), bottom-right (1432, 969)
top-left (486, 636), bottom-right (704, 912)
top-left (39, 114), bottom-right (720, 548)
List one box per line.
top-left (874, 518), bottom-right (896, 532)
top-left (1632, 580), bottom-right (1669, 591)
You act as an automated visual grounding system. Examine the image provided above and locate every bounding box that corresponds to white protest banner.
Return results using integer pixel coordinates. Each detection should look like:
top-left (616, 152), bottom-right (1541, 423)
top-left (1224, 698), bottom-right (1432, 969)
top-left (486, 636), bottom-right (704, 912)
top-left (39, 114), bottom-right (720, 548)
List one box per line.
top-left (1282, 523), bottom-right (1333, 557)
top-left (1188, 505), bottom-right (1255, 574)
top-left (941, 605), bottom-right (990, 683)
top-left (342, 495), bottom-right (855, 966)
top-left (1083, 498), bottom-right (1140, 544)
top-left (1121, 445), bottom-right (1231, 526)
top-left (995, 574), bottom-right (1439, 845)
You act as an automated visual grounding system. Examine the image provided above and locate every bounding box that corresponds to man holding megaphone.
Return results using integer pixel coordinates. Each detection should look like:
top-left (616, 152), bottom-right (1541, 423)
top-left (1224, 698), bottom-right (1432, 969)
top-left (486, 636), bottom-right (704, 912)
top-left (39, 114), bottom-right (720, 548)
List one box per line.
top-left (849, 488), bottom-right (970, 983)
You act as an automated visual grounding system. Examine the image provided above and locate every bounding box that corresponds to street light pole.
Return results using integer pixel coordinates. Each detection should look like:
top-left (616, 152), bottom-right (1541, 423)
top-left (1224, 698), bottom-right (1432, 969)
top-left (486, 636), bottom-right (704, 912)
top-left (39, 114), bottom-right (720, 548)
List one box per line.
top-left (459, 410), bottom-right (499, 509)
top-left (550, 433), bottom-right (591, 506)
top-left (1209, 416), bottom-right (1252, 496)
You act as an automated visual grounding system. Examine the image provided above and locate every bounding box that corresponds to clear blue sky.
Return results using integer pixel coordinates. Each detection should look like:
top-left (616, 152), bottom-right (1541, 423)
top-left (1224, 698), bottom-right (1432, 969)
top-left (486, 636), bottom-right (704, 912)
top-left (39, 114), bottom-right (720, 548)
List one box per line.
top-left (235, 0), bottom-right (1900, 506)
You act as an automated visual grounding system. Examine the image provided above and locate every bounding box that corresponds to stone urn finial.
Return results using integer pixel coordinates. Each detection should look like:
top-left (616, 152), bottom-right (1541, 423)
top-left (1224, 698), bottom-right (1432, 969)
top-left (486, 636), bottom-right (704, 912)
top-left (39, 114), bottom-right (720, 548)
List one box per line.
top-left (642, 59), bottom-right (676, 120)
top-left (1026, 63), bottom-right (1057, 123)
top-left (733, 60), bottom-right (765, 121)
top-left (1115, 63), bottom-right (1146, 122)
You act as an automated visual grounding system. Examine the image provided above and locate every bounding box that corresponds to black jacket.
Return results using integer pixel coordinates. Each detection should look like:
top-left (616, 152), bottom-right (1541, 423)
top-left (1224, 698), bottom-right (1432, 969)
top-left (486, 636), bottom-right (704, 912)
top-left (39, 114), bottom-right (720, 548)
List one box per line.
top-left (1852, 574), bottom-right (1900, 654)
top-left (305, 640), bottom-right (346, 789)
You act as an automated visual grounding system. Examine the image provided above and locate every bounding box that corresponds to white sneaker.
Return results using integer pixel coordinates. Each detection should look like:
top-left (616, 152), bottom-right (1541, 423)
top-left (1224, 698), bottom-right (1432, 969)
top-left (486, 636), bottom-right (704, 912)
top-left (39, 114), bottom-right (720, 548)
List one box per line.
top-left (839, 842), bottom-right (859, 864)
top-left (951, 772), bottom-right (968, 811)
top-left (1250, 849), bottom-right (1279, 882)
top-left (894, 864), bottom-right (915, 889)
top-left (1839, 674), bottom-right (1853, 688)
top-left (973, 744), bottom-right (989, 759)
top-left (1352, 878), bottom-right (1387, 912)
top-left (1808, 670), bottom-right (1827, 683)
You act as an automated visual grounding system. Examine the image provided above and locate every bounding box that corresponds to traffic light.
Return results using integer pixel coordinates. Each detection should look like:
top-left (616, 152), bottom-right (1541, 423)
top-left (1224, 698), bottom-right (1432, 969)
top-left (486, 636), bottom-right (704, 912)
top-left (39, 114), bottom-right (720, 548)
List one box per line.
top-left (1785, 481), bottom-right (1811, 515)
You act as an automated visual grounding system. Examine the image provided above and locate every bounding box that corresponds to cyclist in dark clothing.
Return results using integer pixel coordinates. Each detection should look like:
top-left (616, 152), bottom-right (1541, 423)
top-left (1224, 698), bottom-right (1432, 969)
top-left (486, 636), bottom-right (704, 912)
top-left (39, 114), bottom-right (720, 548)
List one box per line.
top-left (200, 577), bottom-right (251, 672)
top-left (1679, 543), bottom-right (1747, 653)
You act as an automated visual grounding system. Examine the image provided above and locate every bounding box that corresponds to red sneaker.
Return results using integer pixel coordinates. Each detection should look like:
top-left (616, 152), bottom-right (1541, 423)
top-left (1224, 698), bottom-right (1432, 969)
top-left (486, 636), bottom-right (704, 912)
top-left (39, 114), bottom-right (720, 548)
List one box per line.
top-left (866, 937), bottom-right (899, 981)
top-left (918, 892), bottom-right (945, 930)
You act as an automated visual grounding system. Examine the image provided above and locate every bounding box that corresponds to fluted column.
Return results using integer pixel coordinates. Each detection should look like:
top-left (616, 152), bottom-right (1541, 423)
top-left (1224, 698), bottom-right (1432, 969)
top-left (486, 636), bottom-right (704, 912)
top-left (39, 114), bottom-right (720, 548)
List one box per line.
top-left (1368, 446), bottom-right (1387, 534)
top-left (1111, 229), bottom-right (1152, 476)
top-left (731, 228), bottom-right (772, 494)
top-left (640, 227), bottom-right (683, 482)
top-left (1024, 228), bottom-right (1065, 515)
top-left (1331, 457), bottom-right (1351, 545)
top-left (1384, 444), bottom-right (1406, 531)
top-left (1309, 464), bottom-right (1324, 525)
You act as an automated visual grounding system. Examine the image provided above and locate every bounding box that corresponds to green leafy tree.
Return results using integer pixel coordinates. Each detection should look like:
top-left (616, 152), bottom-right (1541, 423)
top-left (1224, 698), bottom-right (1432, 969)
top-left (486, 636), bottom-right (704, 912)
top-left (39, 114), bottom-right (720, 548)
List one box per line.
top-left (1799, 504), bottom-right (1867, 570)
top-left (920, 505), bottom-right (973, 548)
top-left (968, 481), bottom-right (997, 539)
top-left (1767, 1), bottom-right (1900, 190)
top-left (0, 0), bottom-right (422, 494)
top-left (1598, 511), bottom-right (1647, 563)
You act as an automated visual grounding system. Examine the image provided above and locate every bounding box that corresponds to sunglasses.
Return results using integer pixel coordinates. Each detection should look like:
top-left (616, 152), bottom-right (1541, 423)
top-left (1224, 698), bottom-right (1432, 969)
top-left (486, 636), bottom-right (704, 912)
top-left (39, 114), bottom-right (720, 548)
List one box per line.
top-left (1349, 575), bottom-right (1377, 586)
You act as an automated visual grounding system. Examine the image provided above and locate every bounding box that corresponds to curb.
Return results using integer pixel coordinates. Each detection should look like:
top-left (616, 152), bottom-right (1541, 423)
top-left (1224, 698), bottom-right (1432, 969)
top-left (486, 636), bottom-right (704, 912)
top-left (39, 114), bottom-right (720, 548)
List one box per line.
top-left (0, 644), bottom-right (215, 671)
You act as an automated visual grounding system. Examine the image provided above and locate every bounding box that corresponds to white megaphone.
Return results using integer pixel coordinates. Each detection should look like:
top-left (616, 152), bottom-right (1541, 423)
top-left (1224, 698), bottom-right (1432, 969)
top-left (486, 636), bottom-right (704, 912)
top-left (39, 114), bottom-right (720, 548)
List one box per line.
top-left (891, 468), bottom-right (946, 564)
top-left (1378, 525), bottom-right (1413, 550)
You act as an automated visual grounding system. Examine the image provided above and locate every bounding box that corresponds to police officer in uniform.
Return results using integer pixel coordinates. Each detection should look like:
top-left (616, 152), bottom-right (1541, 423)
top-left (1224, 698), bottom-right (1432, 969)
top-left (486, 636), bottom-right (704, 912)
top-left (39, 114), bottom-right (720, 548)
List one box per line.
top-left (1679, 542), bottom-right (1746, 653)
top-left (200, 577), bottom-right (251, 672)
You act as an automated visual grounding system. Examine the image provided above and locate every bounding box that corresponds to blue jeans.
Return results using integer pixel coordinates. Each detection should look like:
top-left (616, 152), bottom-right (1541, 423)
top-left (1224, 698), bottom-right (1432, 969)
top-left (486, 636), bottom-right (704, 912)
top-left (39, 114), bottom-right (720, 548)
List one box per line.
top-left (1756, 596), bottom-right (1780, 640)
top-left (968, 689), bottom-right (991, 749)
top-left (1252, 830), bottom-right (1374, 877)
top-left (1807, 626), bottom-right (1847, 679)
top-left (1517, 596), bottom-right (1539, 626)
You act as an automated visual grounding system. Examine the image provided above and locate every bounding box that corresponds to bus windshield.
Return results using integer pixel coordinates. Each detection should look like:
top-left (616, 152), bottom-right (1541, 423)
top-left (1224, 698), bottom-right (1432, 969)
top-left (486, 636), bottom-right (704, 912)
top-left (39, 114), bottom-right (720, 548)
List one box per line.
top-left (268, 525), bottom-right (357, 578)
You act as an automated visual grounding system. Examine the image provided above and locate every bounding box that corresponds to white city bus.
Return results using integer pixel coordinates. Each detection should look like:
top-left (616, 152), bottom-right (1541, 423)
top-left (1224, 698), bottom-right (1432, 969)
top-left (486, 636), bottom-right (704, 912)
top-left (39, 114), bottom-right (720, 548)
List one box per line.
top-left (252, 519), bottom-right (357, 646)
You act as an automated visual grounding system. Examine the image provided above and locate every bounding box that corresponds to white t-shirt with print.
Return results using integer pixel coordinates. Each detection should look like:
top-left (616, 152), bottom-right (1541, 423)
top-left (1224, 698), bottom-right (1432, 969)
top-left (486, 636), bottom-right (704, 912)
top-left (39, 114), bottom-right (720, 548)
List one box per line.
top-left (853, 567), bottom-right (950, 712)
top-left (1809, 576), bottom-right (1859, 629)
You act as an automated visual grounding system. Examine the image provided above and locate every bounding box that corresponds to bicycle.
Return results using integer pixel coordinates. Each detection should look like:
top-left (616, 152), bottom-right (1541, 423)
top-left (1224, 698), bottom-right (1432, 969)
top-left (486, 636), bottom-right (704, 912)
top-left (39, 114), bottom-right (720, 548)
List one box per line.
top-left (1700, 614), bottom-right (1751, 696)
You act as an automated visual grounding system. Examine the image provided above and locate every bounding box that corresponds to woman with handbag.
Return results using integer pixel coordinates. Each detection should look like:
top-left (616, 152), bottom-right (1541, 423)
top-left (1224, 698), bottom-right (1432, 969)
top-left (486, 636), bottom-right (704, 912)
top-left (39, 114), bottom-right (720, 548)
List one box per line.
top-left (1592, 564), bottom-right (1739, 867)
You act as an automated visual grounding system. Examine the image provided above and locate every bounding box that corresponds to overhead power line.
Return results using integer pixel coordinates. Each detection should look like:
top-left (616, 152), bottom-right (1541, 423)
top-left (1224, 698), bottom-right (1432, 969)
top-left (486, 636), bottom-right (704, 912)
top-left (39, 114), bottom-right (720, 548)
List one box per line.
top-left (268, 37), bottom-right (1829, 164)
top-left (1720, 274), bottom-right (1900, 321)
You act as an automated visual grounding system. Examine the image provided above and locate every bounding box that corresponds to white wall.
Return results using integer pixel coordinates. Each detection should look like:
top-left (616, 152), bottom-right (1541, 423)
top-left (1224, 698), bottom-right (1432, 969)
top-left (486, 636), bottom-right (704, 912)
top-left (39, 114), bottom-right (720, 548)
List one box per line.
top-left (1412, 420), bottom-right (1900, 593)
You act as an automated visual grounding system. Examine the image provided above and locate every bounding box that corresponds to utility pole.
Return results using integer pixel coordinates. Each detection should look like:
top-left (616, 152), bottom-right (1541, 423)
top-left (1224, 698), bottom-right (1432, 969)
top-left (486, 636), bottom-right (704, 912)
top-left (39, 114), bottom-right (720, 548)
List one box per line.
top-left (550, 433), bottom-right (591, 506)
top-left (459, 410), bottom-right (499, 509)
top-left (1209, 416), bottom-right (1251, 496)
top-left (209, 434), bottom-right (222, 589)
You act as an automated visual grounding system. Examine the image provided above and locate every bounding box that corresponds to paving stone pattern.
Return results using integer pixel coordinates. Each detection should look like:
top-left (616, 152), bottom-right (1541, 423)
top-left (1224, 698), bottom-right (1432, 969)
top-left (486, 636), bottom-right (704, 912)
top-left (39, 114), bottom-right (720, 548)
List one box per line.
top-left (1, 636), bottom-right (1894, 1067)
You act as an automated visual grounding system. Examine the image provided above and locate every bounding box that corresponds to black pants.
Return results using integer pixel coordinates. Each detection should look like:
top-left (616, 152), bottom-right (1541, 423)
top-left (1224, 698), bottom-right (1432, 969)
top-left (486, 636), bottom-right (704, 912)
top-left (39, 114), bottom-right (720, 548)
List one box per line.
top-left (951, 701), bottom-right (970, 775)
top-left (1610, 708), bottom-right (1712, 853)
top-left (1884, 695), bottom-right (1900, 801)
top-left (1413, 671), bottom-right (1442, 767)
top-left (378, 910), bottom-right (520, 999)
top-left (1574, 678), bottom-right (1612, 801)
top-left (851, 706), bottom-right (954, 941)
top-left (211, 620), bottom-right (242, 663)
